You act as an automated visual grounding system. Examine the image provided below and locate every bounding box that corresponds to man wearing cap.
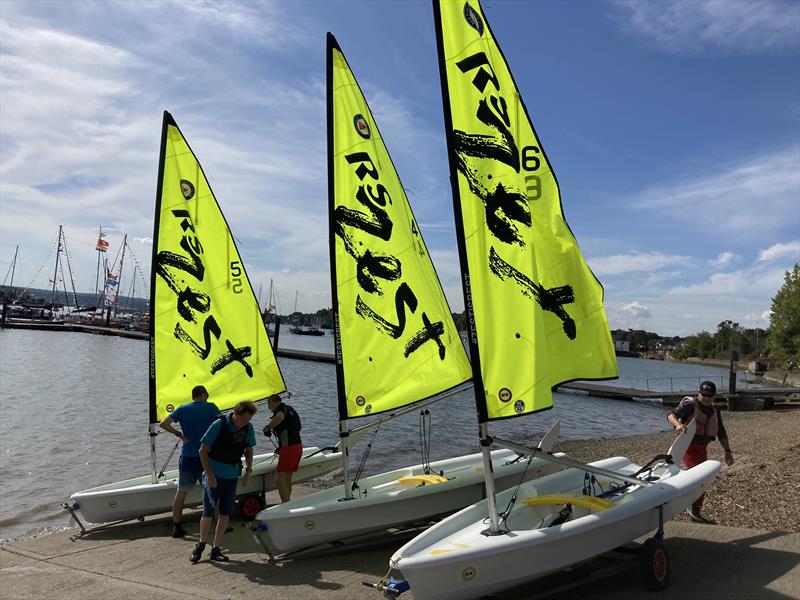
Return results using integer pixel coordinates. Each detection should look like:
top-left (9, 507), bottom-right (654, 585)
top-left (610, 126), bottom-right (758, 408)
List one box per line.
top-left (667, 380), bottom-right (734, 524)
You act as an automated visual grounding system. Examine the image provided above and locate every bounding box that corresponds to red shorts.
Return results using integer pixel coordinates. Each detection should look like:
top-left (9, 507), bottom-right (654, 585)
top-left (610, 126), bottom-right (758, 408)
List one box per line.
top-left (277, 443), bottom-right (303, 473)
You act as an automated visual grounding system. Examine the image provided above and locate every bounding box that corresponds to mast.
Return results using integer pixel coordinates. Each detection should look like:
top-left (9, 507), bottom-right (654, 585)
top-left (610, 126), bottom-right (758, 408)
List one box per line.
top-left (9, 245), bottom-right (18, 289)
top-left (60, 229), bottom-right (80, 309)
top-left (326, 33), bottom-right (354, 500)
top-left (114, 234), bottom-right (127, 316)
top-left (95, 227), bottom-right (102, 294)
top-left (50, 225), bottom-right (63, 309)
top-left (149, 113), bottom-right (171, 482)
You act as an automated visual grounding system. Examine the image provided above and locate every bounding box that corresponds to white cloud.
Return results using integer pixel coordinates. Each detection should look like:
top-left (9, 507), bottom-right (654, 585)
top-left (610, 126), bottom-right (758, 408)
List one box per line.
top-left (619, 301), bottom-right (651, 318)
top-left (589, 252), bottom-right (691, 275)
top-left (758, 240), bottom-right (800, 262)
top-left (611, 0), bottom-right (800, 55)
top-left (631, 147), bottom-right (800, 240)
top-left (709, 252), bottom-right (741, 268)
top-left (666, 266), bottom-right (787, 297)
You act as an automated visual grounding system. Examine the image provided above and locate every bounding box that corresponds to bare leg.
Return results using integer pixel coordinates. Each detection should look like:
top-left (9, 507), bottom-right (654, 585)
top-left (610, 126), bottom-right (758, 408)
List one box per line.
top-left (172, 491), bottom-right (188, 523)
top-left (213, 515), bottom-right (230, 547)
top-left (276, 472), bottom-right (292, 502)
top-left (199, 516), bottom-right (213, 543)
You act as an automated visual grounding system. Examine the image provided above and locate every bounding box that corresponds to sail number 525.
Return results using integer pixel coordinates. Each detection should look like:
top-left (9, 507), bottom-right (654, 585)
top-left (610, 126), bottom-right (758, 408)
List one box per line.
top-left (230, 261), bottom-right (243, 294)
top-left (522, 145), bottom-right (541, 201)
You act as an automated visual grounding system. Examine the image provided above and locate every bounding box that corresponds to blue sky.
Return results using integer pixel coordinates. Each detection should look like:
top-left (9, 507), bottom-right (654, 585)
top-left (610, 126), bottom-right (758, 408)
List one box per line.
top-left (1, 0), bottom-right (798, 336)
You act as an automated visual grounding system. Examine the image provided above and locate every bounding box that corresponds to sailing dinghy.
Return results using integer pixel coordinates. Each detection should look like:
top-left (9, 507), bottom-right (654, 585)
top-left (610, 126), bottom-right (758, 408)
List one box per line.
top-left (67, 113), bottom-right (341, 526)
top-left (373, 2), bottom-right (721, 597)
top-left (254, 34), bottom-right (564, 555)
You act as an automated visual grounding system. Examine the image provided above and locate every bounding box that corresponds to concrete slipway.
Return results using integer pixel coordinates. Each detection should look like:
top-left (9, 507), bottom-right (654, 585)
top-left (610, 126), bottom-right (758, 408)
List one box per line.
top-left (1, 487), bottom-right (798, 600)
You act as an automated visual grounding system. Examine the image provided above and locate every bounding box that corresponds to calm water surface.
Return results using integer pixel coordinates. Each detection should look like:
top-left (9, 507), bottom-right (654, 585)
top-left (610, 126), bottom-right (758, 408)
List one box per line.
top-left (0, 328), bottom-right (740, 540)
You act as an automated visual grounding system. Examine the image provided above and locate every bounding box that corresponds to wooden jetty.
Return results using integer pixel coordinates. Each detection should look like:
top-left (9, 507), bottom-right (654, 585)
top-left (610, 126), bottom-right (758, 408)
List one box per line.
top-left (557, 381), bottom-right (800, 408)
top-left (0, 319), bottom-right (147, 340)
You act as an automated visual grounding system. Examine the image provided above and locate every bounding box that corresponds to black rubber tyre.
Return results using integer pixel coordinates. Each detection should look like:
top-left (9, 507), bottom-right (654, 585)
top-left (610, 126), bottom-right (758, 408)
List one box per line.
top-left (238, 493), bottom-right (265, 520)
top-left (640, 537), bottom-right (669, 591)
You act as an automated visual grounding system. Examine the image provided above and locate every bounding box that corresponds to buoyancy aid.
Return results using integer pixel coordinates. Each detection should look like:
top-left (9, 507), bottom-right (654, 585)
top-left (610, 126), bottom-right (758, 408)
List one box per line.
top-left (272, 403), bottom-right (302, 448)
top-left (208, 415), bottom-right (248, 465)
top-left (679, 396), bottom-right (719, 440)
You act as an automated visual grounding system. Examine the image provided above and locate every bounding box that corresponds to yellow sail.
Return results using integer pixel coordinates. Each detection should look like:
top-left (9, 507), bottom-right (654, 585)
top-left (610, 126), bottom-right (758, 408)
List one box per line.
top-left (328, 34), bottom-right (471, 419)
top-left (149, 112), bottom-right (286, 423)
top-left (434, 1), bottom-right (617, 421)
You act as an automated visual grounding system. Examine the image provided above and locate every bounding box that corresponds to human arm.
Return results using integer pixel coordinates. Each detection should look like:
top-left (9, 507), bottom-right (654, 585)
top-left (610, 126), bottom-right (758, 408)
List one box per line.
top-left (199, 443), bottom-right (217, 488)
top-left (716, 410), bottom-right (733, 465)
top-left (243, 446), bottom-right (254, 486)
top-left (159, 415), bottom-right (188, 444)
top-left (666, 412), bottom-right (686, 434)
top-left (263, 411), bottom-right (285, 436)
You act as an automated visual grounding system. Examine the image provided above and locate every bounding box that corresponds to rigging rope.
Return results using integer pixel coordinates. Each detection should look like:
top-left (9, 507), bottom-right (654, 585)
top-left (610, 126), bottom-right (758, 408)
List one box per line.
top-left (497, 454), bottom-right (534, 527)
top-left (419, 409), bottom-right (432, 475)
top-left (351, 422), bottom-right (381, 492)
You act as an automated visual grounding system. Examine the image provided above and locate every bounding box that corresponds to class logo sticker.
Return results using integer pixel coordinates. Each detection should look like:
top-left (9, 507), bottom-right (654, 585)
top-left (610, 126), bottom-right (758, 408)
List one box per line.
top-left (498, 388), bottom-right (512, 403)
top-left (461, 566), bottom-right (476, 581)
top-left (304, 520), bottom-right (315, 531)
top-left (514, 399), bottom-right (525, 414)
top-left (108, 499), bottom-right (118, 509)
top-left (463, 3), bottom-right (484, 36)
top-left (166, 403), bottom-right (175, 413)
top-left (353, 114), bottom-right (370, 139)
top-left (356, 395), bottom-right (366, 407)
top-left (180, 179), bottom-right (195, 200)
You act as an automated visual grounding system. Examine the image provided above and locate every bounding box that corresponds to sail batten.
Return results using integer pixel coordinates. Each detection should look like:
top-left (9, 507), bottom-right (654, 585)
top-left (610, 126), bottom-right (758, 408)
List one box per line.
top-left (327, 33), bottom-right (471, 421)
top-left (149, 111), bottom-right (286, 424)
top-left (434, 0), bottom-right (617, 423)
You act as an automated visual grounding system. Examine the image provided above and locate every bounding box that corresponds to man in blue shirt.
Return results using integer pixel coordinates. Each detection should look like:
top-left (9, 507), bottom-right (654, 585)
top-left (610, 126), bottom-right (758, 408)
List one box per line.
top-left (192, 400), bottom-right (257, 563)
top-left (160, 385), bottom-right (220, 538)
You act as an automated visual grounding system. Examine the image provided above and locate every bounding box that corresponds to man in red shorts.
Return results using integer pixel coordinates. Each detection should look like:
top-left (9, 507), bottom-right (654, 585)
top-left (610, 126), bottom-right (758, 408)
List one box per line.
top-left (263, 394), bottom-right (303, 502)
top-left (667, 380), bottom-right (734, 524)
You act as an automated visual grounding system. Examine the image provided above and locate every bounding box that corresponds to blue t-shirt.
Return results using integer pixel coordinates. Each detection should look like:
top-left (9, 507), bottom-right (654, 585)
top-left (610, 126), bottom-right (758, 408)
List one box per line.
top-left (169, 401), bottom-right (221, 457)
top-left (200, 414), bottom-right (256, 479)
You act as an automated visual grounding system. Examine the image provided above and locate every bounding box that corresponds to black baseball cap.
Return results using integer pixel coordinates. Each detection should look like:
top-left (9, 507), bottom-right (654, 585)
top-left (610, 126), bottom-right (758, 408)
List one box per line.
top-left (699, 381), bottom-right (716, 397)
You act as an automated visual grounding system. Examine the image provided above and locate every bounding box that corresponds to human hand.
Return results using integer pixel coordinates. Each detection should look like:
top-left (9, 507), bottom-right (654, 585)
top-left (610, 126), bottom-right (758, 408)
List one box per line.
top-left (180, 434), bottom-right (189, 444)
top-left (673, 422), bottom-right (686, 434)
top-left (243, 473), bottom-right (252, 486)
top-left (725, 451), bottom-right (734, 466)
top-left (207, 473), bottom-right (217, 489)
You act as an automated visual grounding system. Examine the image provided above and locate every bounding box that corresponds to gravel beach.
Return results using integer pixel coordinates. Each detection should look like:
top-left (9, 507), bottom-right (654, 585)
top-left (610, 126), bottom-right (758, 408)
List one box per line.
top-left (555, 407), bottom-right (800, 533)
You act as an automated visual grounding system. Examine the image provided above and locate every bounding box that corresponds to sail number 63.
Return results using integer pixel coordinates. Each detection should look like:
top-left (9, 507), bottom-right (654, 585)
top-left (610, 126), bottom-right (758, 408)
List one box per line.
top-left (230, 261), bottom-right (243, 294)
top-left (522, 145), bottom-right (541, 201)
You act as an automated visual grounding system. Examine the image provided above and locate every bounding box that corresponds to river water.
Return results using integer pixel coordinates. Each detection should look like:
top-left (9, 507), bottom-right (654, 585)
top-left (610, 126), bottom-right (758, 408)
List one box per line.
top-left (0, 328), bottom-right (743, 540)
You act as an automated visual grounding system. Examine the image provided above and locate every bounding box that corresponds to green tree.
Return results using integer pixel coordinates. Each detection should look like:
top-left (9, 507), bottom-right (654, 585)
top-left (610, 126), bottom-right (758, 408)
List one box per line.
top-left (766, 263), bottom-right (800, 366)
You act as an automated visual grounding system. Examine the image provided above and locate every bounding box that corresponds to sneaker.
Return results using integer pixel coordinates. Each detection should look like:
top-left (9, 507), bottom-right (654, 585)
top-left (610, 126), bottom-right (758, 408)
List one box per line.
top-left (172, 523), bottom-right (187, 538)
top-left (190, 542), bottom-right (206, 563)
top-left (210, 546), bottom-right (229, 562)
top-left (689, 508), bottom-right (715, 524)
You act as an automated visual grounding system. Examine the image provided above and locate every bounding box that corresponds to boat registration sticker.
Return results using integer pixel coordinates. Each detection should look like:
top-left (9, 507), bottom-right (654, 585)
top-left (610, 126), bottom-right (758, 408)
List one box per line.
top-left (304, 520), bottom-right (315, 531)
top-left (461, 566), bottom-right (476, 581)
top-left (108, 500), bottom-right (118, 509)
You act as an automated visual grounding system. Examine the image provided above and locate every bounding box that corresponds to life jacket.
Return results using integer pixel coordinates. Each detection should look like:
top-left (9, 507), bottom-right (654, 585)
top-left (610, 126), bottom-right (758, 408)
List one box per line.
top-left (273, 403), bottom-right (302, 448)
top-left (208, 415), bottom-right (248, 465)
top-left (679, 396), bottom-right (719, 440)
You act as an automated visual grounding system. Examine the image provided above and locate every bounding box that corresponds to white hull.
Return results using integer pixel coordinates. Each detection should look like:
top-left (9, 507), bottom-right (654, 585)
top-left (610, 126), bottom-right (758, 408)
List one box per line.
top-left (257, 449), bottom-right (564, 554)
top-left (69, 448), bottom-right (342, 523)
top-left (391, 456), bottom-right (720, 600)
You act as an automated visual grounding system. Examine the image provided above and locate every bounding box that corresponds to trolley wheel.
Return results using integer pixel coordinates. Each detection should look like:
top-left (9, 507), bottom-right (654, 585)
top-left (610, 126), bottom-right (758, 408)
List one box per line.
top-left (238, 493), bottom-right (265, 520)
top-left (640, 537), bottom-right (669, 591)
